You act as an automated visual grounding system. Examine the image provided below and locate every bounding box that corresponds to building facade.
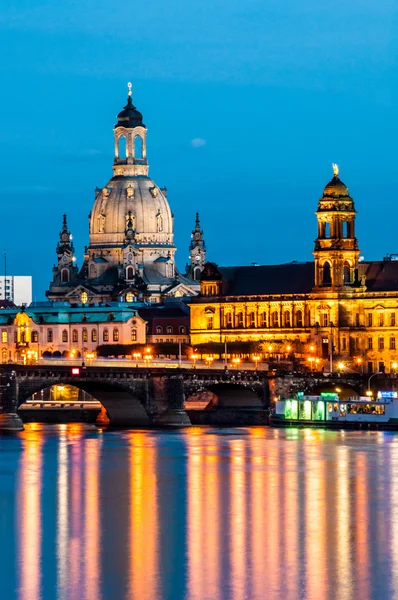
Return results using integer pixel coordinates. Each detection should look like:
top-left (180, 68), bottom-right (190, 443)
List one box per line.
top-left (47, 85), bottom-right (205, 305)
top-left (138, 304), bottom-right (190, 345)
top-left (190, 167), bottom-right (398, 374)
top-left (0, 276), bottom-right (32, 306)
top-left (0, 303), bottom-right (146, 363)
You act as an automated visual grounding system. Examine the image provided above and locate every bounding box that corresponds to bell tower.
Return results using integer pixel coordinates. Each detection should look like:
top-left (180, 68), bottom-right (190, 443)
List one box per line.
top-left (52, 215), bottom-right (78, 284)
top-left (313, 165), bottom-right (360, 290)
top-left (186, 212), bottom-right (206, 280)
top-left (112, 82), bottom-right (149, 178)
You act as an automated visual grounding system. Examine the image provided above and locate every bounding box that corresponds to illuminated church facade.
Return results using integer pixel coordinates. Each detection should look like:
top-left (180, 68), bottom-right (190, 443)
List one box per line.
top-left (47, 84), bottom-right (206, 305)
top-left (190, 166), bottom-right (398, 374)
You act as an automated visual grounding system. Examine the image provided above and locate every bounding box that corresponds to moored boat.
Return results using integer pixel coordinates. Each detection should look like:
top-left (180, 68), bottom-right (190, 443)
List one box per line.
top-left (270, 391), bottom-right (398, 430)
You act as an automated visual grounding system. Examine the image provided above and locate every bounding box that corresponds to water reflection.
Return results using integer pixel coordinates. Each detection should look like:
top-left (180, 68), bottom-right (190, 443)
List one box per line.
top-left (5, 425), bottom-right (398, 599)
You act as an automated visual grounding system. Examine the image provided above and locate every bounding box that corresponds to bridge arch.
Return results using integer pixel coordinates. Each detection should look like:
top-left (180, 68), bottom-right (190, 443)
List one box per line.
top-left (17, 378), bottom-right (151, 426)
top-left (184, 379), bottom-right (265, 409)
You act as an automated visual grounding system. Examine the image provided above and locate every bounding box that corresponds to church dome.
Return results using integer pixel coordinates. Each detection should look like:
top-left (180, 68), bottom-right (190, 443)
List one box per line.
top-left (89, 177), bottom-right (173, 246)
top-left (323, 175), bottom-right (350, 197)
top-left (115, 96), bottom-right (145, 129)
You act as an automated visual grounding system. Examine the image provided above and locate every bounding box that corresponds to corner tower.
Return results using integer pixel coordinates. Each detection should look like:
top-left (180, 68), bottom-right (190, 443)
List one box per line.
top-left (313, 165), bottom-right (360, 290)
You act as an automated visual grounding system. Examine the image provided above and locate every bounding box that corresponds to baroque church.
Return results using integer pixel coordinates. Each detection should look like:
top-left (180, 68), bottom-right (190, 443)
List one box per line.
top-left (190, 165), bottom-right (398, 374)
top-left (47, 84), bottom-right (206, 305)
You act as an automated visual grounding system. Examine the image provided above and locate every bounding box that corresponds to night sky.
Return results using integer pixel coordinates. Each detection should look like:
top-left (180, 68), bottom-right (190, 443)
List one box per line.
top-left (0, 0), bottom-right (396, 299)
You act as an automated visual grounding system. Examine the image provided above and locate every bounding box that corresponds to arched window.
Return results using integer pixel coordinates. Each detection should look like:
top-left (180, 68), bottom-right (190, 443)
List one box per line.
top-left (47, 329), bottom-right (53, 343)
top-left (207, 316), bottom-right (214, 330)
top-left (131, 329), bottom-right (137, 342)
top-left (92, 329), bottom-right (97, 342)
top-left (179, 326), bottom-right (186, 334)
top-left (343, 261), bottom-right (350, 284)
top-left (31, 330), bottom-right (38, 343)
top-left (118, 135), bottom-right (127, 159)
top-left (1, 348), bottom-right (7, 363)
top-left (113, 328), bottom-right (119, 342)
top-left (61, 268), bottom-right (69, 282)
top-left (342, 221), bottom-right (348, 238)
top-left (236, 312), bottom-right (244, 328)
top-left (271, 311), bottom-right (279, 328)
top-left (126, 266), bottom-right (134, 280)
top-left (225, 312), bottom-right (232, 328)
top-left (126, 292), bottom-right (134, 302)
top-left (322, 262), bottom-right (332, 285)
top-left (72, 329), bottom-right (78, 343)
top-left (259, 312), bottom-right (267, 327)
top-left (81, 291), bottom-right (88, 304)
top-left (248, 312), bottom-right (256, 328)
top-left (62, 330), bottom-right (68, 343)
top-left (21, 331), bottom-right (26, 343)
top-left (296, 310), bottom-right (303, 328)
top-left (134, 135), bottom-right (143, 159)
top-left (167, 326), bottom-right (173, 334)
top-left (89, 264), bottom-right (96, 278)
top-left (1, 331), bottom-right (7, 343)
top-left (156, 325), bottom-right (163, 334)
top-left (82, 328), bottom-right (88, 342)
top-left (193, 267), bottom-right (201, 281)
top-left (103, 329), bottom-right (109, 342)
top-left (284, 311), bottom-right (291, 327)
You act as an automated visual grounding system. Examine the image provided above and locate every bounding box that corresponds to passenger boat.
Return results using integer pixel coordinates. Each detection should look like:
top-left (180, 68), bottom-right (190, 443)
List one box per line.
top-left (270, 391), bottom-right (398, 429)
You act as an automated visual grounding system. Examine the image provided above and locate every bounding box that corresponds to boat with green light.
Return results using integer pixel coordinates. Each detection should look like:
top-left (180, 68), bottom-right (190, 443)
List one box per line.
top-left (270, 391), bottom-right (398, 429)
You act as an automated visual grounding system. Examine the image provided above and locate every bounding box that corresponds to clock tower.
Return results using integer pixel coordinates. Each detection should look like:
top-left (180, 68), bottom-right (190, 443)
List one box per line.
top-left (186, 212), bottom-right (206, 281)
top-left (51, 215), bottom-right (78, 285)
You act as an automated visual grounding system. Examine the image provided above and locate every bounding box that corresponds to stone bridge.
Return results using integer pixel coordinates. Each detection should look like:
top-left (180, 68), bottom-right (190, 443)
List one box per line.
top-left (0, 364), bottom-right (393, 430)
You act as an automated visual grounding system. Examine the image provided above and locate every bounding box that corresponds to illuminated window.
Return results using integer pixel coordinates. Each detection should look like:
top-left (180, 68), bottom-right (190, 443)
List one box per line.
top-left (342, 337), bottom-right (347, 351)
top-left (113, 328), bottom-right (119, 342)
top-left (259, 312), bottom-right (267, 327)
top-left (131, 329), bottom-right (137, 342)
top-left (156, 326), bottom-right (163, 334)
top-left (248, 312), bottom-right (256, 328)
top-left (82, 328), bottom-right (88, 342)
top-left (379, 337), bottom-right (384, 350)
top-left (1, 348), bottom-right (7, 363)
top-left (62, 330), bottom-right (68, 343)
top-left (91, 329), bottom-right (97, 342)
top-left (224, 313), bottom-right (232, 328)
top-left (271, 311), bottom-right (279, 328)
top-left (167, 326), bottom-right (173, 334)
top-left (322, 313), bottom-right (329, 327)
top-left (391, 313), bottom-right (396, 327)
top-left (31, 330), bottom-right (38, 343)
top-left (179, 326), bottom-right (186, 334)
top-left (236, 312), bottom-right (244, 328)
top-left (379, 313), bottom-right (384, 327)
top-left (368, 337), bottom-right (373, 350)
top-left (47, 329), bottom-right (53, 343)
top-left (296, 310), bottom-right (303, 328)
top-left (206, 316), bottom-right (213, 330)
top-left (103, 329), bottom-right (109, 342)
top-left (126, 292), bottom-right (134, 302)
top-left (343, 261), bottom-right (350, 284)
top-left (367, 313), bottom-right (373, 327)
top-left (1, 331), bottom-right (7, 343)
top-left (284, 311), bottom-right (291, 327)
top-left (390, 337), bottom-right (396, 350)
top-left (81, 291), bottom-right (88, 304)
top-left (72, 329), bottom-right (78, 343)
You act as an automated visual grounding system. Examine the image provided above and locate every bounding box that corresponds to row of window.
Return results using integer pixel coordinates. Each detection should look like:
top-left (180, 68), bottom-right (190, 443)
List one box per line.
top-left (363, 313), bottom-right (396, 327)
top-left (214, 310), bottom-right (306, 330)
top-left (1, 328), bottom-right (138, 343)
top-left (341, 336), bottom-right (397, 351)
top-left (155, 326), bottom-right (186, 334)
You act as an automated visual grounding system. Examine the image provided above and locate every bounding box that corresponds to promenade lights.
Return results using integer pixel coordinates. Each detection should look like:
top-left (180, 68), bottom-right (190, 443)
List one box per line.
top-left (144, 353), bottom-right (153, 367)
top-left (310, 345), bottom-right (315, 352)
top-left (232, 357), bottom-right (241, 369)
top-left (190, 353), bottom-right (199, 369)
top-left (268, 344), bottom-right (273, 353)
top-left (315, 358), bottom-right (320, 370)
top-left (392, 362), bottom-right (398, 374)
top-left (286, 345), bottom-right (292, 352)
top-left (253, 355), bottom-right (261, 371)
top-left (86, 352), bottom-right (96, 363)
top-left (337, 361), bottom-right (345, 372)
top-left (307, 356), bottom-right (315, 372)
top-left (133, 352), bottom-right (141, 367)
top-left (366, 390), bottom-right (373, 397)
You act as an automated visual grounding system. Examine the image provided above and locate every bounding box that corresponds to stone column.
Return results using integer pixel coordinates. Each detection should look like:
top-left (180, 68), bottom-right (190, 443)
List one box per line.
top-left (155, 375), bottom-right (191, 427)
top-left (0, 369), bottom-right (24, 431)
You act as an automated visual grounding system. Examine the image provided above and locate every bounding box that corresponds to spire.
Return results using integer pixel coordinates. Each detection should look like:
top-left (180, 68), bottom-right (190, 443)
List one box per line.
top-left (186, 212), bottom-right (206, 280)
top-left (127, 81), bottom-right (132, 98)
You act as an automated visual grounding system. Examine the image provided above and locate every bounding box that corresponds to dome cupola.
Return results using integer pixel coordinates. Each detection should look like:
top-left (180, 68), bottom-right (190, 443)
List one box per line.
top-left (115, 93), bottom-right (145, 129)
top-left (322, 163), bottom-right (350, 198)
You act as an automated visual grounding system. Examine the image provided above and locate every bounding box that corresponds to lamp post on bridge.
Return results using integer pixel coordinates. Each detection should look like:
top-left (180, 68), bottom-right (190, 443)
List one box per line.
top-left (367, 372), bottom-right (382, 398)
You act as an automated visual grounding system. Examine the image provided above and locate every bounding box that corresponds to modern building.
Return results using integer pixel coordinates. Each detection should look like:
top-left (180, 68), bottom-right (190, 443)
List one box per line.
top-left (46, 85), bottom-right (206, 305)
top-left (0, 276), bottom-right (32, 306)
top-left (0, 303), bottom-right (147, 364)
top-left (190, 166), bottom-right (398, 374)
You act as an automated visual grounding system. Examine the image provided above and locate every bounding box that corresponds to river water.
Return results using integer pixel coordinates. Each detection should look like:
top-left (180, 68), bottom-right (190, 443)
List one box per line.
top-left (0, 424), bottom-right (397, 600)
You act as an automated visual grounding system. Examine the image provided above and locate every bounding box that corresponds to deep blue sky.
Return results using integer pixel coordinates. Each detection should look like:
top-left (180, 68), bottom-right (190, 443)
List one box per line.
top-left (0, 0), bottom-right (396, 299)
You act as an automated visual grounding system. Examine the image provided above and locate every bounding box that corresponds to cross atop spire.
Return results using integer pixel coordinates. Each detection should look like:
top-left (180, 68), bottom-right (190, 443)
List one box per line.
top-left (127, 81), bottom-right (132, 98)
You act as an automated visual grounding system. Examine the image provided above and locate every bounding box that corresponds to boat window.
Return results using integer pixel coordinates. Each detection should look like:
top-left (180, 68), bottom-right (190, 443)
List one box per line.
top-left (340, 404), bottom-right (346, 417)
top-left (328, 403), bottom-right (333, 413)
top-left (347, 403), bottom-right (385, 415)
top-left (333, 403), bottom-right (338, 412)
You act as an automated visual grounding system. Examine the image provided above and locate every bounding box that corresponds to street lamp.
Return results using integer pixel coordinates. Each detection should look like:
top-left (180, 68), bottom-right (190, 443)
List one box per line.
top-left (307, 356), bottom-right (315, 372)
top-left (205, 356), bottom-right (214, 368)
top-left (337, 361), bottom-right (345, 372)
top-left (356, 357), bottom-right (364, 373)
top-left (190, 353), bottom-right (199, 369)
top-left (133, 352), bottom-right (141, 367)
top-left (392, 362), bottom-right (398, 374)
top-left (144, 353), bottom-right (153, 367)
top-left (232, 357), bottom-right (241, 369)
top-left (367, 372), bottom-right (382, 398)
top-left (252, 355), bottom-right (261, 371)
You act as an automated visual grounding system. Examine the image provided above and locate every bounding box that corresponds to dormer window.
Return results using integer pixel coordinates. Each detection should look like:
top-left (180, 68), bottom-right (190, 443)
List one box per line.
top-left (81, 291), bottom-right (88, 304)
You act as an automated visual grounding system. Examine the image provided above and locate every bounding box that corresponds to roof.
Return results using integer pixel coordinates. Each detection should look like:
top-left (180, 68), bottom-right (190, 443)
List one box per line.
top-left (362, 261), bottom-right (398, 292)
top-left (218, 263), bottom-right (315, 296)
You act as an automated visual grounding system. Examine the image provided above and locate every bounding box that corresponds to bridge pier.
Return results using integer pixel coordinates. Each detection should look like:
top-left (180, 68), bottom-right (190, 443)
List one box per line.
top-left (0, 370), bottom-right (24, 432)
top-left (155, 375), bottom-right (191, 427)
